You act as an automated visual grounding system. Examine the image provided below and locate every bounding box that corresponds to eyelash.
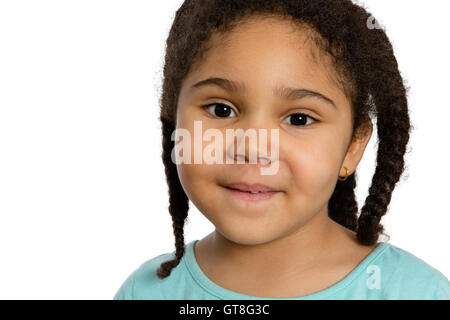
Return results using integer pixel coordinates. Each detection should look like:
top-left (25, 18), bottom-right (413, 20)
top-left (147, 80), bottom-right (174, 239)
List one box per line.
top-left (202, 102), bottom-right (318, 127)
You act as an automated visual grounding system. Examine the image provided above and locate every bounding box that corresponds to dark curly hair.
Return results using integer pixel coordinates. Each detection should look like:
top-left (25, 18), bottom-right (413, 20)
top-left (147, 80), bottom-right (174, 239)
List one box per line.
top-left (156, 0), bottom-right (412, 279)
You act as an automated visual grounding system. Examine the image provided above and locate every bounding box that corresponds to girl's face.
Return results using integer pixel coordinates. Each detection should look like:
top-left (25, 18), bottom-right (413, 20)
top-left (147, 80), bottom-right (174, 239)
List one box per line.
top-left (175, 16), bottom-right (372, 245)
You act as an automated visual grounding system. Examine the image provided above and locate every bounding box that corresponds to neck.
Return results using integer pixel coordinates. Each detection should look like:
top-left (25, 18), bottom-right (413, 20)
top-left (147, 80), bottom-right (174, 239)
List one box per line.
top-left (202, 209), bottom-right (348, 279)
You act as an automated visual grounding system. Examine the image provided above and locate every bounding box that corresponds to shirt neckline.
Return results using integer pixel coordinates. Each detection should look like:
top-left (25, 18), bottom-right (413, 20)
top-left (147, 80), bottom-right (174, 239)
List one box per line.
top-left (183, 238), bottom-right (390, 299)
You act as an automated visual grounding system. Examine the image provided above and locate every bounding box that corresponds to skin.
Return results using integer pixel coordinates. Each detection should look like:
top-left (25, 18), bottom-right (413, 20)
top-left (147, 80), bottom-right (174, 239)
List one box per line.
top-left (174, 15), bottom-right (376, 298)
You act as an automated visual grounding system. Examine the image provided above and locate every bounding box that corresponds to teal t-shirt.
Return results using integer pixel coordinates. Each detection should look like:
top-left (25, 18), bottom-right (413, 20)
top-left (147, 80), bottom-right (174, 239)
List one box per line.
top-left (113, 239), bottom-right (450, 300)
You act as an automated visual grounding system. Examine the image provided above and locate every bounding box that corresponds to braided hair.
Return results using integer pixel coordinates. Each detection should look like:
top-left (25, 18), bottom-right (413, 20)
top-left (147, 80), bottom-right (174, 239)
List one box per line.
top-left (156, 0), bottom-right (412, 279)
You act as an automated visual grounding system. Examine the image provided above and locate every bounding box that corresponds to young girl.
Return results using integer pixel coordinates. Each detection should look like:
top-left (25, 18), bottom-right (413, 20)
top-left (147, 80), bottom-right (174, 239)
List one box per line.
top-left (114, 0), bottom-right (450, 299)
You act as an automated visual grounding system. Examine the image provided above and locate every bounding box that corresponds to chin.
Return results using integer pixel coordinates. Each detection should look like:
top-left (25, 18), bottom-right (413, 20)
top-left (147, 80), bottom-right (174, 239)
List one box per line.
top-left (216, 225), bottom-right (279, 246)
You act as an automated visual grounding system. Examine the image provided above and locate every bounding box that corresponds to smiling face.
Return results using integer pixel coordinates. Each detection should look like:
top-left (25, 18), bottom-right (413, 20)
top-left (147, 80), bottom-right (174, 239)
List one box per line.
top-left (174, 16), bottom-right (372, 245)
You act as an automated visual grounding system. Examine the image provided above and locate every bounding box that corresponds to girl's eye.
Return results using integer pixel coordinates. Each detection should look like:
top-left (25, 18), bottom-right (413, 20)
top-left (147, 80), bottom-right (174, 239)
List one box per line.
top-left (283, 113), bottom-right (317, 127)
top-left (203, 103), bottom-right (316, 127)
top-left (203, 103), bottom-right (237, 118)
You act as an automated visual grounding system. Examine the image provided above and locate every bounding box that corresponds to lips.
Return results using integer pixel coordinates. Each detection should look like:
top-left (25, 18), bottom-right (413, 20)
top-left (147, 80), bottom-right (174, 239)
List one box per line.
top-left (224, 182), bottom-right (279, 193)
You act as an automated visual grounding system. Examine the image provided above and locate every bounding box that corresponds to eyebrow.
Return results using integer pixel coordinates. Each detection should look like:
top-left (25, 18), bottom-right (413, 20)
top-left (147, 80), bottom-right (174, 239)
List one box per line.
top-left (191, 77), bottom-right (337, 109)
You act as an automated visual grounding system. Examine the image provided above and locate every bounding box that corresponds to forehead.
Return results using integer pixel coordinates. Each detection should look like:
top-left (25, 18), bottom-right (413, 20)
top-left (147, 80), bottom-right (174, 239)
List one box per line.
top-left (182, 16), bottom-right (351, 108)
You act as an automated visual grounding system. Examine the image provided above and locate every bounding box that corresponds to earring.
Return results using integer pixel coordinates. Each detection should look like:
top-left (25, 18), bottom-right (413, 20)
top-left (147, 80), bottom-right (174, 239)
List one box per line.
top-left (338, 166), bottom-right (349, 181)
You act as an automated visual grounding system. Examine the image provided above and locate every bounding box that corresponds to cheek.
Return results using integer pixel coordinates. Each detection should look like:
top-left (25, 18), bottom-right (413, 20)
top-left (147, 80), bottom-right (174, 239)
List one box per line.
top-left (177, 162), bottom-right (212, 200)
top-left (176, 160), bottom-right (224, 222)
top-left (286, 138), bottom-right (342, 198)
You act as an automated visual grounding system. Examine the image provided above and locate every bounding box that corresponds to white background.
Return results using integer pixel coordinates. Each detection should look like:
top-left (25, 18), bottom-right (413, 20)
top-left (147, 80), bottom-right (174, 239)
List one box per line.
top-left (0, 0), bottom-right (448, 299)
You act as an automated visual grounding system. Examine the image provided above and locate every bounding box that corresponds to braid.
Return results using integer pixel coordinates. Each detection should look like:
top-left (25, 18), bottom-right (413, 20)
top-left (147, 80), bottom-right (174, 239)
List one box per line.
top-left (352, 15), bottom-right (411, 245)
top-left (356, 78), bottom-right (410, 245)
top-left (328, 173), bottom-right (358, 232)
top-left (156, 118), bottom-right (189, 279)
top-left (325, 2), bottom-right (411, 245)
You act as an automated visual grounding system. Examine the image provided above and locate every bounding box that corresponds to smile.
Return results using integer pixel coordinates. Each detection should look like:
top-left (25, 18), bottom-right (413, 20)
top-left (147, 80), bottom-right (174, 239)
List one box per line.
top-left (224, 186), bottom-right (280, 201)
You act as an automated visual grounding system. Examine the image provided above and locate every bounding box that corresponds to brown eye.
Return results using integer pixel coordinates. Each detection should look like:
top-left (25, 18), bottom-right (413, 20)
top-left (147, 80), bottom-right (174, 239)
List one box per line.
top-left (283, 113), bottom-right (316, 127)
top-left (203, 103), bottom-right (237, 118)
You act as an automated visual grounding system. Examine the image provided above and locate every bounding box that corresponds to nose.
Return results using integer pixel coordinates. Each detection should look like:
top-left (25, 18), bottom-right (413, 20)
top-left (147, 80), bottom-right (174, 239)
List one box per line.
top-left (225, 127), bottom-right (275, 166)
top-left (235, 153), bottom-right (271, 165)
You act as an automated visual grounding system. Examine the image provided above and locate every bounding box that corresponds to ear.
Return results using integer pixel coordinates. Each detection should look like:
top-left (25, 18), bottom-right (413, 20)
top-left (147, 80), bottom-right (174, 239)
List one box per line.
top-left (340, 118), bottom-right (373, 177)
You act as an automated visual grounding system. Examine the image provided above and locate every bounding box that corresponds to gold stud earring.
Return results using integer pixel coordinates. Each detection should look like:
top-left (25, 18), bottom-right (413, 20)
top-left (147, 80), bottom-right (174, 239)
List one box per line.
top-left (338, 166), bottom-right (349, 181)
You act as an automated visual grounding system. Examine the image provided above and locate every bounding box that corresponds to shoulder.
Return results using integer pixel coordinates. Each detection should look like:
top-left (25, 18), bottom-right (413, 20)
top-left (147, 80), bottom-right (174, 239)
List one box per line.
top-left (113, 250), bottom-right (177, 300)
top-left (373, 242), bottom-right (450, 299)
